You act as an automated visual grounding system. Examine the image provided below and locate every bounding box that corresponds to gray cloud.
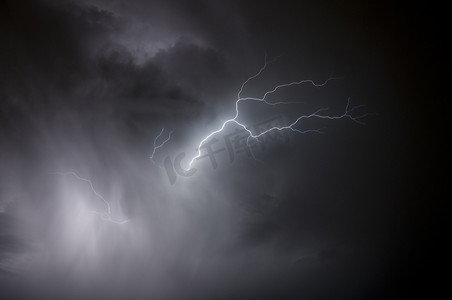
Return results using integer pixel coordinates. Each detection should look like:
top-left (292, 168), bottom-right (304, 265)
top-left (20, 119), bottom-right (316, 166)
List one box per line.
top-left (0, 0), bottom-right (445, 299)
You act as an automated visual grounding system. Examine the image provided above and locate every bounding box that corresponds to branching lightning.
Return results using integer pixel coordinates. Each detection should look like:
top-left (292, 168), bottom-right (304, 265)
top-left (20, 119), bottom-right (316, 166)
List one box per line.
top-left (187, 56), bottom-right (374, 169)
top-left (150, 128), bottom-right (174, 166)
top-left (50, 171), bottom-right (129, 224)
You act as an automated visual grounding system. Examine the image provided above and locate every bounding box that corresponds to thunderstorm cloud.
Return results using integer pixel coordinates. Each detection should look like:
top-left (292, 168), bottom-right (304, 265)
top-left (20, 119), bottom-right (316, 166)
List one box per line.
top-left (0, 0), bottom-right (445, 299)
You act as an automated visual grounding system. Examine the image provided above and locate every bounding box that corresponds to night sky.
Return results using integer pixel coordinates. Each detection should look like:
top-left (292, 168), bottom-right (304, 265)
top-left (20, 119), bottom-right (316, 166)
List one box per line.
top-left (0, 0), bottom-right (446, 299)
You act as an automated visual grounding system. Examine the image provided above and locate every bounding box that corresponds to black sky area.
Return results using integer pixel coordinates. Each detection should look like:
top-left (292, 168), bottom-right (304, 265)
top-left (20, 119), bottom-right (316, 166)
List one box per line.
top-left (0, 0), bottom-right (446, 299)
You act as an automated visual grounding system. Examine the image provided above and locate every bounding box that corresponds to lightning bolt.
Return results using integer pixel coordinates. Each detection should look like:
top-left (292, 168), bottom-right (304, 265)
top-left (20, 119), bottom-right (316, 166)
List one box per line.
top-left (187, 56), bottom-right (374, 169)
top-left (49, 171), bottom-right (129, 224)
top-left (150, 128), bottom-right (174, 166)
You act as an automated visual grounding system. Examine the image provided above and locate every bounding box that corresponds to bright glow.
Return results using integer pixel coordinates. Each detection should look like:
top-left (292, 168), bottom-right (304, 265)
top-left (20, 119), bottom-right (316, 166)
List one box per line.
top-left (187, 56), bottom-right (373, 169)
top-left (50, 171), bottom-right (130, 224)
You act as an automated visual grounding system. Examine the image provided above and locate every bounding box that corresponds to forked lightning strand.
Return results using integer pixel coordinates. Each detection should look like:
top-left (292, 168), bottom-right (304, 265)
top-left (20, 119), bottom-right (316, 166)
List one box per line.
top-left (187, 57), bottom-right (373, 169)
top-left (50, 171), bottom-right (129, 224)
top-left (150, 128), bottom-right (174, 165)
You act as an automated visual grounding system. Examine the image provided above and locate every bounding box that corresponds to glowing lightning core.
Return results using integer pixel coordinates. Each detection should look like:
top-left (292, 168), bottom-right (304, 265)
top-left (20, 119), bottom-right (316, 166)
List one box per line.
top-left (50, 171), bottom-right (129, 224)
top-left (187, 57), bottom-right (373, 169)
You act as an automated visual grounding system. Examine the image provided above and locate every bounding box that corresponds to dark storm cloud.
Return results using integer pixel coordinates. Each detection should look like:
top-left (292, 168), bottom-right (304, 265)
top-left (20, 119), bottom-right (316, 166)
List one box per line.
top-left (1, 2), bottom-right (254, 298)
top-left (0, 0), bottom-right (235, 110)
top-left (1, 0), bottom-right (445, 299)
top-left (0, 0), bottom-right (238, 176)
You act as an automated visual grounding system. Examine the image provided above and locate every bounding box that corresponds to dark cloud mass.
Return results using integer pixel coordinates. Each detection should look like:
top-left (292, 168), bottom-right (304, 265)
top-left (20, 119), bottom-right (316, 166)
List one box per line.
top-left (0, 0), bottom-right (446, 299)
